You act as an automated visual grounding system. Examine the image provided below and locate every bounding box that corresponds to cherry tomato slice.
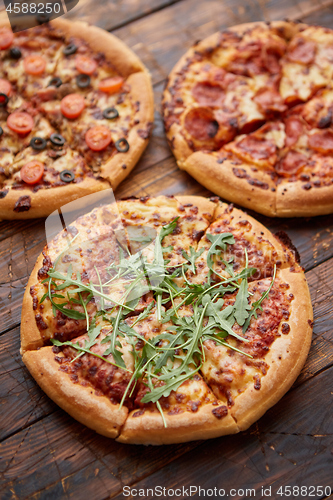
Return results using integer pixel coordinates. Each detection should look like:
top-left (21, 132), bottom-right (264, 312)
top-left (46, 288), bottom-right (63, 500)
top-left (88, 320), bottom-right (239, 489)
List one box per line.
top-left (20, 160), bottom-right (44, 184)
top-left (98, 76), bottom-right (124, 94)
top-left (75, 56), bottom-right (97, 75)
top-left (85, 126), bottom-right (112, 151)
top-left (0, 79), bottom-right (12, 98)
top-left (0, 28), bottom-right (14, 50)
top-left (60, 93), bottom-right (85, 119)
top-left (7, 112), bottom-right (34, 134)
top-left (24, 55), bottom-right (46, 75)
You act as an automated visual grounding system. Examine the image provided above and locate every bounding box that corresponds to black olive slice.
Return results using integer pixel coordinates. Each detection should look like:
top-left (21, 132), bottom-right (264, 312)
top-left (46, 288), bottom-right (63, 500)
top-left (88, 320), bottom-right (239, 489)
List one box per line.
top-left (60, 170), bottom-right (75, 183)
top-left (36, 13), bottom-right (50, 24)
top-left (9, 47), bottom-right (22, 59)
top-left (103, 107), bottom-right (119, 120)
top-left (0, 126), bottom-right (3, 137)
top-left (0, 93), bottom-right (9, 107)
top-left (76, 74), bottom-right (91, 88)
top-left (50, 133), bottom-right (66, 147)
top-left (30, 137), bottom-right (47, 151)
top-left (48, 77), bottom-right (62, 88)
top-left (63, 44), bottom-right (77, 56)
top-left (115, 138), bottom-right (130, 153)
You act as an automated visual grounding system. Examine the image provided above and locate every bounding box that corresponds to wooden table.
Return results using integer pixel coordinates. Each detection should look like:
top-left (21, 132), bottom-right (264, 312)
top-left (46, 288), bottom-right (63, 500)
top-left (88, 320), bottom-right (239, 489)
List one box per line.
top-left (1, 1), bottom-right (333, 498)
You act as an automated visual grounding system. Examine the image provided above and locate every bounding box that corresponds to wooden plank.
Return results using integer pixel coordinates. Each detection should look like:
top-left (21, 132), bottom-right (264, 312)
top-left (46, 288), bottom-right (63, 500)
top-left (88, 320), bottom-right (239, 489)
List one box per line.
top-left (0, 328), bottom-right (55, 442)
top-left (64, 0), bottom-right (182, 31)
top-left (0, 409), bottom-right (201, 499)
top-left (110, 365), bottom-right (333, 500)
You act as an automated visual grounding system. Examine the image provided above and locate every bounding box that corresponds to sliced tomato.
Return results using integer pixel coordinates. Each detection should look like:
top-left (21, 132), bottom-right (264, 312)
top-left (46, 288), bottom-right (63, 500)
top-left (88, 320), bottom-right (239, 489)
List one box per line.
top-left (98, 76), bottom-right (124, 94)
top-left (75, 55), bottom-right (97, 75)
top-left (7, 112), bottom-right (34, 134)
top-left (24, 55), bottom-right (46, 75)
top-left (0, 79), bottom-right (12, 97)
top-left (20, 160), bottom-right (44, 184)
top-left (85, 126), bottom-right (112, 151)
top-left (60, 93), bottom-right (85, 119)
top-left (0, 28), bottom-right (14, 50)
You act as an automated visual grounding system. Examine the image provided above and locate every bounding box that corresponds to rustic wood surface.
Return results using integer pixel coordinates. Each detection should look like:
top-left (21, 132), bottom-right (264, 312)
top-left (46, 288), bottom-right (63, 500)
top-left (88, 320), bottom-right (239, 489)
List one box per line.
top-left (1, 0), bottom-right (333, 498)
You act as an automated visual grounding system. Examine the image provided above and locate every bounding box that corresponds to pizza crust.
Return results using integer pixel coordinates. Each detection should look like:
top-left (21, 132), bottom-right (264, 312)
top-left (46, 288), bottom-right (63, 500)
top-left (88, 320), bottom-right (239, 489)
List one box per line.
top-left (0, 18), bottom-right (154, 219)
top-left (23, 346), bottom-right (128, 438)
top-left (183, 152), bottom-right (277, 217)
top-left (276, 180), bottom-right (333, 217)
top-left (0, 176), bottom-right (110, 220)
top-left (117, 403), bottom-right (239, 445)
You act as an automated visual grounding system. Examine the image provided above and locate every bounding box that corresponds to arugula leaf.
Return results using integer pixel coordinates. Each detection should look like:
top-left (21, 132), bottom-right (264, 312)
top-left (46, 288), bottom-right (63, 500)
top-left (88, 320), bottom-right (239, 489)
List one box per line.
top-left (234, 278), bottom-right (251, 326)
top-left (182, 246), bottom-right (205, 274)
top-left (206, 233), bottom-right (235, 273)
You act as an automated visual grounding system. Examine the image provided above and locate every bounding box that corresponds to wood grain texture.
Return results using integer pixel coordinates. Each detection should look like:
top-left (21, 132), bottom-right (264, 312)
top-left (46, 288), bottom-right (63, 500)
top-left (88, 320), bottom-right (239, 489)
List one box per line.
top-left (1, 0), bottom-right (333, 498)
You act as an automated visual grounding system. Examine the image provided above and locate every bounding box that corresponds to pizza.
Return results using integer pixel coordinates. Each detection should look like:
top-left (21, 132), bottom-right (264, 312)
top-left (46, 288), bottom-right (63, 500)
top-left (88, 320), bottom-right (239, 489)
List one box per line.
top-left (163, 21), bottom-right (333, 217)
top-left (20, 195), bottom-right (313, 445)
top-left (0, 17), bottom-right (153, 219)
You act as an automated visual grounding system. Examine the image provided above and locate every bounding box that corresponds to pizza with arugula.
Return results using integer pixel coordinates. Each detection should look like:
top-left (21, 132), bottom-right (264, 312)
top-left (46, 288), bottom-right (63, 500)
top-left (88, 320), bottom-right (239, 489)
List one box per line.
top-left (163, 21), bottom-right (333, 217)
top-left (0, 16), bottom-right (153, 219)
top-left (21, 195), bottom-right (313, 444)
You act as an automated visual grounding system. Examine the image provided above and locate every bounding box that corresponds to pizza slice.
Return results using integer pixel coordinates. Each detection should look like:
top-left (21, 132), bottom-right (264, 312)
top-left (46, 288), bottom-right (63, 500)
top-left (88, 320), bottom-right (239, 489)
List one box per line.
top-left (279, 26), bottom-right (333, 104)
top-left (199, 267), bottom-right (312, 430)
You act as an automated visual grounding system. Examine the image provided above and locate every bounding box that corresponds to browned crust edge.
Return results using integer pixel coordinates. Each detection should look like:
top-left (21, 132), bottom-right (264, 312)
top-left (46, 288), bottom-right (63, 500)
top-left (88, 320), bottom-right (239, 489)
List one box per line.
top-left (21, 254), bottom-right (46, 353)
top-left (184, 153), bottom-right (277, 217)
top-left (0, 18), bottom-right (154, 219)
top-left (0, 177), bottom-right (110, 220)
top-left (22, 346), bottom-right (128, 438)
top-left (231, 267), bottom-right (313, 430)
top-left (116, 403), bottom-right (239, 445)
top-left (276, 181), bottom-right (333, 217)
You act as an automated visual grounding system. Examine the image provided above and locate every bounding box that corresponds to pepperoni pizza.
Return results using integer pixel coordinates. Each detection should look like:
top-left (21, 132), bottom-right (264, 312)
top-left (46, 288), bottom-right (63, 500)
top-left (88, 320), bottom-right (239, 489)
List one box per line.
top-left (21, 195), bottom-right (313, 444)
top-left (163, 21), bottom-right (333, 217)
top-left (0, 17), bottom-right (153, 219)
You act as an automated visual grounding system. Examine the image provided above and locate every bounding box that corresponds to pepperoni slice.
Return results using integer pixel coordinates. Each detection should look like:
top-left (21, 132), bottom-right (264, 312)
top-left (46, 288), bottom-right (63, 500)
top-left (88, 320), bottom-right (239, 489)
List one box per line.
top-left (275, 150), bottom-right (307, 177)
top-left (7, 112), bottom-right (34, 135)
top-left (308, 130), bottom-right (333, 154)
top-left (99, 76), bottom-right (124, 94)
top-left (20, 160), bottom-right (44, 184)
top-left (85, 126), bottom-right (112, 151)
top-left (0, 79), bottom-right (12, 97)
top-left (254, 88), bottom-right (287, 114)
top-left (284, 116), bottom-right (304, 147)
top-left (24, 55), bottom-right (46, 75)
top-left (60, 93), bottom-right (85, 119)
top-left (184, 108), bottom-right (219, 142)
top-left (0, 27), bottom-right (14, 50)
top-left (75, 56), bottom-right (97, 75)
top-left (237, 135), bottom-right (276, 160)
top-left (288, 38), bottom-right (316, 65)
top-left (192, 82), bottom-right (225, 106)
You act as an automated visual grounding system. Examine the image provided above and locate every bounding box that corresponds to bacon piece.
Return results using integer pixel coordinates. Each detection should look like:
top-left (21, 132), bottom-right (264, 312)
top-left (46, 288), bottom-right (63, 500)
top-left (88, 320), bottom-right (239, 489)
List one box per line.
top-left (308, 130), bottom-right (333, 154)
top-left (254, 88), bottom-right (287, 114)
top-left (275, 150), bottom-right (307, 177)
top-left (287, 38), bottom-right (316, 65)
top-left (192, 82), bottom-right (225, 106)
top-left (284, 116), bottom-right (304, 147)
top-left (184, 107), bottom-right (219, 142)
top-left (237, 135), bottom-right (276, 160)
